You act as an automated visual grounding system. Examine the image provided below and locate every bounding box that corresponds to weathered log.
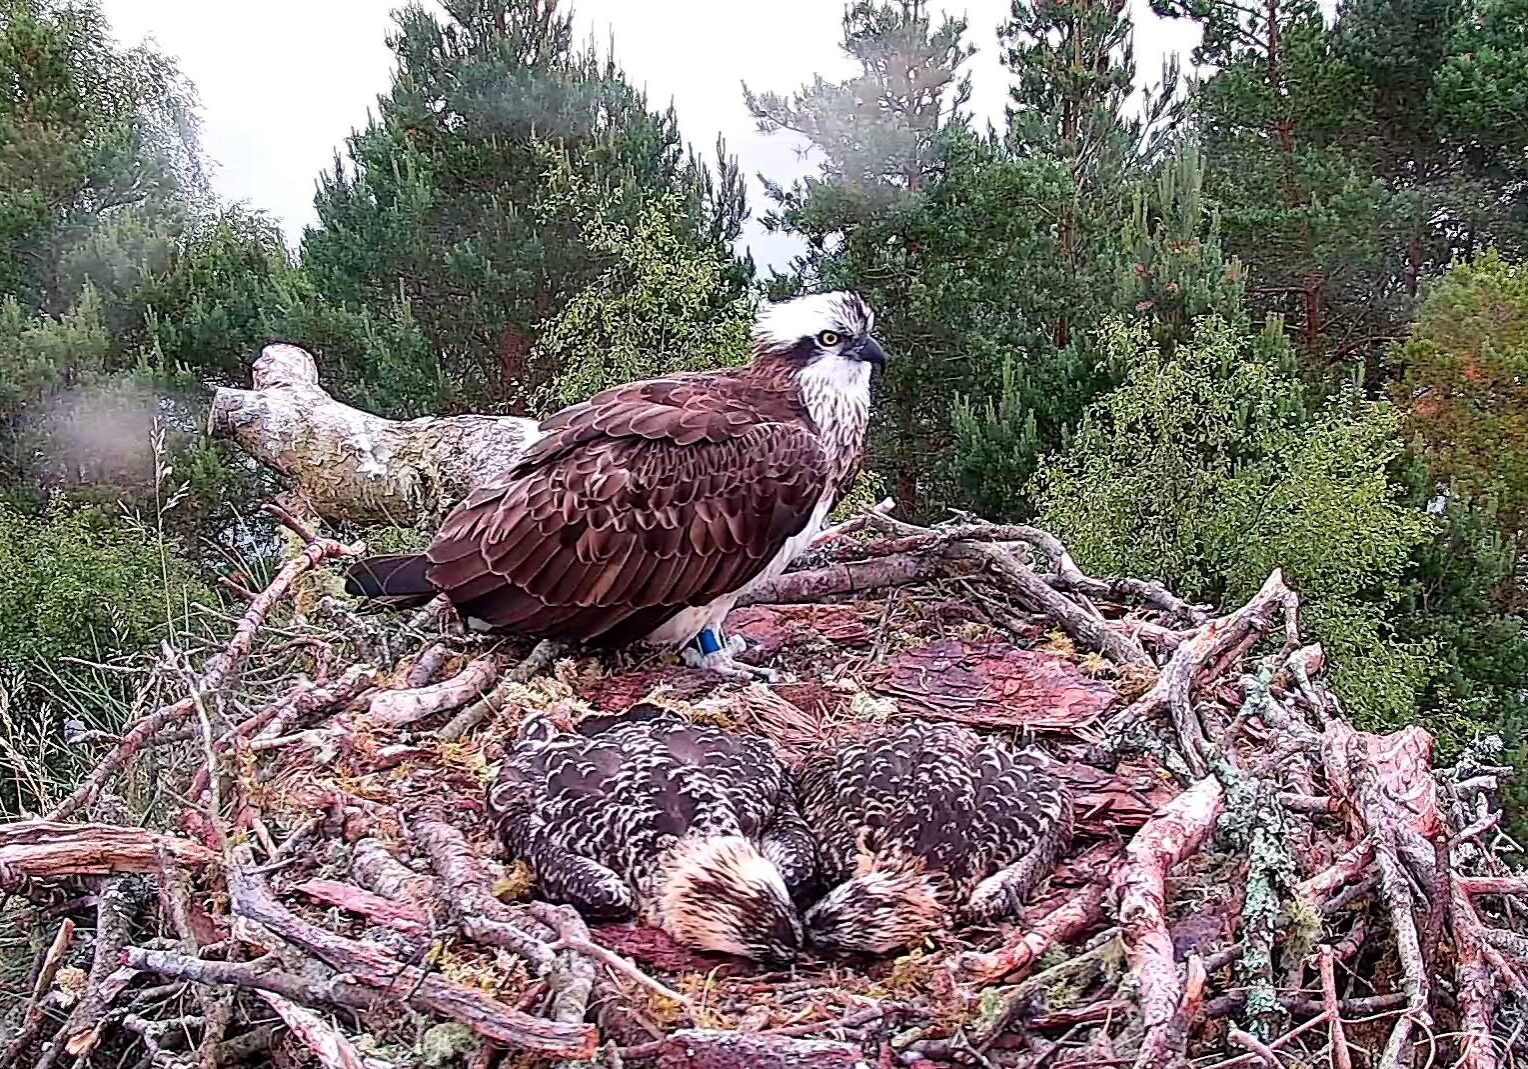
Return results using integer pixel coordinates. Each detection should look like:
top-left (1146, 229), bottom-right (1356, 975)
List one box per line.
top-left (365, 653), bottom-right (503, 726)
top-left (1114, 776), bottom-right (1226, 1069)
top-left (125, 948), bottom-right (378, 1012)
top-left (0, 822), bottom-right (215, 880)
top-left (208, 342), bottom-right (539, 525)
top-left (1106, 570), bottom-right (1296, 776)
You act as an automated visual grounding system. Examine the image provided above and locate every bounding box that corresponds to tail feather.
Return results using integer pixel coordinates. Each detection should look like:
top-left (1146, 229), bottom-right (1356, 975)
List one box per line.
top-left (344, 553), bottom-right (436, 606)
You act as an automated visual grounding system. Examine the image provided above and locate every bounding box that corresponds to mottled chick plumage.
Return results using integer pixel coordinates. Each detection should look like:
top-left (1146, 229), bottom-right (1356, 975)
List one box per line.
top-left (798, 720), bottom-right (1072, 956)
top-left (485, 705), bottom-right (814, 965)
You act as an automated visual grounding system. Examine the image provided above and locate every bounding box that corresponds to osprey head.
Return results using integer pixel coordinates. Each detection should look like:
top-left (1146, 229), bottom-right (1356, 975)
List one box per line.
top-left (751, 291), bottom-right (886, 372)
top-left (803, 863), bottom-right (949, 957)
top-left (656, 836), bottom-right (803, 966)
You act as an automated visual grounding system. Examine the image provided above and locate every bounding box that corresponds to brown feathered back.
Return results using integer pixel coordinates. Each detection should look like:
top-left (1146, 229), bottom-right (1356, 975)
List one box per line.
top-left (421, 365), bottom-right (830, 645)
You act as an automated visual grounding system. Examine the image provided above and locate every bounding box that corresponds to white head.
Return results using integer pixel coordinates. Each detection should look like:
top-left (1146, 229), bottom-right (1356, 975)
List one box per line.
top-left (752, 292), bottom-right (879, 356)
top-left (654, 836), bottom-right (804, 966)
top-left (751, 292), bottom-right (885, 440)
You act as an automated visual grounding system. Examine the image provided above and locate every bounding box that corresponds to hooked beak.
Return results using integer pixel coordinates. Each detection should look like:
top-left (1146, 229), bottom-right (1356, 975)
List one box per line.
top-left (850, 336), bottom-right (887, 368)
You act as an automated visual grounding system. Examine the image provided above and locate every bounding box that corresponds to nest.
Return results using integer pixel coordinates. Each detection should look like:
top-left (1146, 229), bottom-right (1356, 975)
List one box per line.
top-left (0, 504), bottom-right (1523, 1069)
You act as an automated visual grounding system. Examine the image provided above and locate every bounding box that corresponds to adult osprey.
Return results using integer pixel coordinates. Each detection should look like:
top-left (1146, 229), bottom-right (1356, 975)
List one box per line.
top-left (344, 292), bottom-right (885, 680)
top-left (797, 720), bottom-right (1073, 956)
top-left (485, 705), bottom-right (814, 965)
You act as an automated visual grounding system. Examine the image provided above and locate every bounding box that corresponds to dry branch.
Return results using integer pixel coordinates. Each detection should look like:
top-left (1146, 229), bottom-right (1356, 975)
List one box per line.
top-left (366, 653), bottom-right (503, 726)
top-left (48, 530), bottom-right (361, 821)
top-left (1114, 777), bottom-right (1225, 1069)
top-left (209, 341), bottom-right (539, 525)
top-left (0, 822), bottom-right (215, 882)
top-left (226, 845), bottom-right (597, 1056)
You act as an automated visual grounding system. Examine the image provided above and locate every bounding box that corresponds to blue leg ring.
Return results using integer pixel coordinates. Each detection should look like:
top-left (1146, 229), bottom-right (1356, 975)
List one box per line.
top-left (695, 628), bottom-right (723, 655)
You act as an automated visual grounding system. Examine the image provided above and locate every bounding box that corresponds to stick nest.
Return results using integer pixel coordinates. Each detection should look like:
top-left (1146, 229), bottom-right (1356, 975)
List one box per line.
top-left (1, 506), bottom-right (1523, 1069)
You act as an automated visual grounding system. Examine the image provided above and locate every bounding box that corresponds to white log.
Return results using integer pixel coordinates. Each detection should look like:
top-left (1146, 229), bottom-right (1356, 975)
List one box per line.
top-left (208, 342), bottom-right (540, 525)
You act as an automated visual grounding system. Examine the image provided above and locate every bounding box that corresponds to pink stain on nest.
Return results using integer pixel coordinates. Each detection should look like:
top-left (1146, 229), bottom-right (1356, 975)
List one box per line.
top-left (865, 638), bottom-right (1119, 733)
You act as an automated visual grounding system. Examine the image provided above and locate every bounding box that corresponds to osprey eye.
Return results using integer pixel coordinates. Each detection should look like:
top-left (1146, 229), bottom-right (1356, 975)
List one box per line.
top-left (817, 330), bottom-right (842, 347)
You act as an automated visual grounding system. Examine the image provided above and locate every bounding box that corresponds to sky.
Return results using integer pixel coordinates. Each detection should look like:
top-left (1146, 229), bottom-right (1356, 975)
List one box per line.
top-left (100, 0), bottom-right (1201, 271)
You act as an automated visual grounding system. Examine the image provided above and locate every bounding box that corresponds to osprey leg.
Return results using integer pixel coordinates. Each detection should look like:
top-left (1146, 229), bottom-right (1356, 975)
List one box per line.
top-left (682, 628), bottom-right (782, 683)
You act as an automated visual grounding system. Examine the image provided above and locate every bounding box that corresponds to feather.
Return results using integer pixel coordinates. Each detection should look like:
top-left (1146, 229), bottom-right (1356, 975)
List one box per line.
top-left (798, 720), bottom-right (1073, 955)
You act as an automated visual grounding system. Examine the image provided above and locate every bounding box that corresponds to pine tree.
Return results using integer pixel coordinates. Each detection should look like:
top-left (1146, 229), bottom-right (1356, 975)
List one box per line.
top-left (1395, 251), bottom-right (1528, 539)
top-left (1158, 0), bottom-right (1528, 382)
top-left (1115, 143), bottom-right (1248, 346)
top-left (302, 0), bottom-right (747, 416)
top-left (1001, 0), bottom-right (1182, 346)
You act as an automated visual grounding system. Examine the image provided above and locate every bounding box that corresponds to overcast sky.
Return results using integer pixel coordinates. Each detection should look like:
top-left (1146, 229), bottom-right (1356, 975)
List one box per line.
top-left (100, 0), bottom-right (1201, 270)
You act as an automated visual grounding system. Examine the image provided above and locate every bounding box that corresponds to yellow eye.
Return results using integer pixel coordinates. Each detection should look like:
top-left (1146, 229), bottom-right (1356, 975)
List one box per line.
top-left (817, 330), bottom-right (842, 347)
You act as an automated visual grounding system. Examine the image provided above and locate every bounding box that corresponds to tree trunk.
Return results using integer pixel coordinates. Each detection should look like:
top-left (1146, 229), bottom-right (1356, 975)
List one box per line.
top-left (207, 342), bottom-right (540, 526)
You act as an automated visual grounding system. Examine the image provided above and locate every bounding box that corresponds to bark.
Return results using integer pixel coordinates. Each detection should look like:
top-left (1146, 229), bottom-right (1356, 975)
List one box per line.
top-left (125, 948), bottom-right (379, 1012)
top-left (637, 1030), bottom-right (871, 1068)
top-left (365, 653), bottom-right (503, 726)
top-left (208, 342), bottom-right (539, 525)
top-left (226, 845), bottom-right (598, 1058)
top-left (952, 880), bottom-right (1108, 985)
top-left (0, 822), bottom-right (215, 881)
top-left (1114, 777), bottom-right (1226, 1069)
top-left (1106, 570), bottom-right (1297, 775)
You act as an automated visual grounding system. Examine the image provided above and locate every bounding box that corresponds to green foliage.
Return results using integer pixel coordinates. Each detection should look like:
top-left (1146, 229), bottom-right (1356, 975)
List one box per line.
top-left (0, 0), bottom-right (206, 313)
top-left (1036, 315), bottom-right (1434, 723)
top-left (1396, 251), bottom-right (1528, 537)
top-left (0, 283), bottom-right (111, 423)
top-left (1155, 0), bottom-right (1528, 380)
top-left (1433, 0), bottom-right (1528, 157)
top-left (0, 501), bottom-right (210, 669)
top-left (302, 0), bottom-right (747, 415)
top-left (1115, 144), bottom-right (1249, 345)
top-left (1003, 0), bottom-right (1183, 348)
top-left (534, 149), bottom-right (752, 408)
top-left (1395, 494), bottom-right (1528, 751)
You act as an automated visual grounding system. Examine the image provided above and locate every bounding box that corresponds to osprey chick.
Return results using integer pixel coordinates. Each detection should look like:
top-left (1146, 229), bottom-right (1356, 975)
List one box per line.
top-left (798, 720), bottom-right (1072, 956)
top-left (344, 292), bottom-right (885, 680)
top-left (485, 705), bottom-right (816, 965)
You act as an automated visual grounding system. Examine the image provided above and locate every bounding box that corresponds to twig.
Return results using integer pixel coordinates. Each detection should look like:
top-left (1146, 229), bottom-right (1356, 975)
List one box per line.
top-left (437, 640), bottom-right (566, 741)
top-left (534, 903), bottom-right (695, 1010)
top-left (0, 919), bottom-right (75, 1069)
top-left (1319, 945), bottom-right (1353, 1069)
top-left (47, 534), bottom-right (362, 821)
top-left (226, 845), bottom-right (597, 1056)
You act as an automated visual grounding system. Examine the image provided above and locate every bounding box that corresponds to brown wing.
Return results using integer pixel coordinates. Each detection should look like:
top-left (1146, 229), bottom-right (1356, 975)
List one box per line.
top-left (424, 375), bottom-right (828, 646)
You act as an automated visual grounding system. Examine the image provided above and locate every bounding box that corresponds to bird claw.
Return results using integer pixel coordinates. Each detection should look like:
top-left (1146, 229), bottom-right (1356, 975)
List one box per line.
top-left (681, 645), bottom-right (783, 683)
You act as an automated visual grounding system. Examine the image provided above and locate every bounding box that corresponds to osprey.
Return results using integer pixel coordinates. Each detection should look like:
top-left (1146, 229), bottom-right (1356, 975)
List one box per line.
top-left (344, 292), bottom-right (885, 680)
top-left (485, 705), bottom-right (815, 965)
top-left (797, 720), bottom-right (1073, 956)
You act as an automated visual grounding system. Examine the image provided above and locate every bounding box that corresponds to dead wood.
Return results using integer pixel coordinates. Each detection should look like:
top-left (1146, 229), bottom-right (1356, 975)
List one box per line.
top-left (629, 1029), bottom-right (872, 1067)
top-left (6, 499), bottom-right (1526, 1069)
top-left (208, 341), bottom-right (539, 525)
top-left (0, 822), bottom-right (215, 883)
top-left (227, 845), bottom-right (598, 1057)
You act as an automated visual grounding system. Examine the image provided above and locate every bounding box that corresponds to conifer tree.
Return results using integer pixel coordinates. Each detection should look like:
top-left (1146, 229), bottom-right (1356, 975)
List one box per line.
top-left (303, 0), bottom-right (747, 415)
